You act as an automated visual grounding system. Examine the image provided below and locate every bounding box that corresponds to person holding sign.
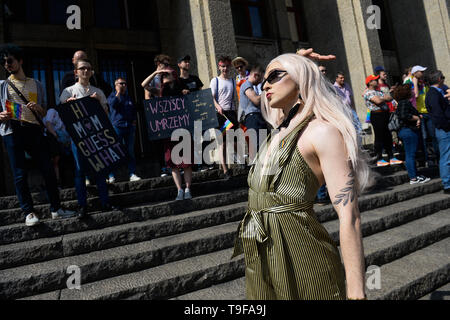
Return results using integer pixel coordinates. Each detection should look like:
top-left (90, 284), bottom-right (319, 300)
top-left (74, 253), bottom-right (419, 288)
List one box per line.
top-left (0, 44), bottom-right (75, 226)
top-left (60, 59), bottom-right (120, 219)
top-left (159, 69), bottom-right (194, 201)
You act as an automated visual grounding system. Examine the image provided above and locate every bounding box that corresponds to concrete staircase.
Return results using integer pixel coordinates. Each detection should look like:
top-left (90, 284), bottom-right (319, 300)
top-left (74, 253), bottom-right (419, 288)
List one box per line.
top-left (0, 165), bottom-right (448, 300)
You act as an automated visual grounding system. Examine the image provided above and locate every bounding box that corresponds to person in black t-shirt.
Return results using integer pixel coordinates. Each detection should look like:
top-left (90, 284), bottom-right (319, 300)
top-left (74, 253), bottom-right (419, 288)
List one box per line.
top-left (178, 55), bottom-right (207, 172)
top-left (178, 55), bottom-right (204, 93)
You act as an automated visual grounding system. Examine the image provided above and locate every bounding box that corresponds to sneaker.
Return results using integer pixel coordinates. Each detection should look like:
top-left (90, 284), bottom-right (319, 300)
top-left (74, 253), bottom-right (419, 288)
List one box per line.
top-left (410, 178), bottom-right (421, 185)
top-left (377, 160), bottom-right (390, 167)
top-left (107, 176), bottom-right (116, 184)
top-left (390, 158), bottom-right (403, 166)
top-left (224, 171), bottom-right (232, 181)
top-left (25, 213), bottom-right (40, 227)
top-left (51, 208), bottom-right (77, 220)
top-left (184, 189), bottom-right (192, 200)
top-left (417, 176), bottom-right (431, 184)
top-left (161, 168), bottom-right (170, 177)
top-left (200, 166), bottom-right (208, 172)
top-left (176, 189), bottom-right (184, 201)
top-left (77, 207), bottom-right (89, 220)
top-left (85, 178), bottom-right (91, 186)
top-left (129, 174), bottom-right (141, 182)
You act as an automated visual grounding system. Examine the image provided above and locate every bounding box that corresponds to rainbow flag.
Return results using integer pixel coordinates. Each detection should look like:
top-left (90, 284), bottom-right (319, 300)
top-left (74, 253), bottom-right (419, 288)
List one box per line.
top-left (5, 100), bottom-right (24, 121)
top-left (365, 108), bottom-right (371, 123)
top-left (220, 119), bottom-right (234, 133)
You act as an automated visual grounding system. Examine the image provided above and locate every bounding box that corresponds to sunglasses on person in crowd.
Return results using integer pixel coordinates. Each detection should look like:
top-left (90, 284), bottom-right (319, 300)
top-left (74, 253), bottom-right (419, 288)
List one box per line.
top-left (261, 70), bottom-right (288, 90)
top-left (236, 65), bottom-right (245, 70)
top-left (117, 82), bottom-right (127, 86)
top-left (2, 57), bottom-right (15, 65)
top-left (77, 66), bottom-right (93, 72)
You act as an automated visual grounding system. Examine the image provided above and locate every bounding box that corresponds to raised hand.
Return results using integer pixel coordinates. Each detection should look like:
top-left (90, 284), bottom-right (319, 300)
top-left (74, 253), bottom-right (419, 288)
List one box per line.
top-left (296, 48), bottom-right (336, 61)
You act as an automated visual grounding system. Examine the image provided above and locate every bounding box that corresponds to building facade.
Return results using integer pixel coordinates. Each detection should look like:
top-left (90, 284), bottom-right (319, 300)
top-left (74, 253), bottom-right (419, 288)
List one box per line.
top-left (0, 0), bottom-right (449, 195)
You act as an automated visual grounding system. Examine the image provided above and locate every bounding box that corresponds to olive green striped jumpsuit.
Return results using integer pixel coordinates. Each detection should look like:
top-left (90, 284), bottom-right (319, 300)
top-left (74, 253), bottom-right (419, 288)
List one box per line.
top-left (232, 116), bottom-right (346, 300)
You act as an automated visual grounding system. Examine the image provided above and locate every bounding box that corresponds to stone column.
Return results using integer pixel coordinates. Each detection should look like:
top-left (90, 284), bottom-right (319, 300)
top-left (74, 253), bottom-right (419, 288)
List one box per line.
top-left (335, 0), bottom-right (384, 122)
top-left (422, 0), bottom-right (450, 77)
top-left (188, 0), bottom-right (238, 87)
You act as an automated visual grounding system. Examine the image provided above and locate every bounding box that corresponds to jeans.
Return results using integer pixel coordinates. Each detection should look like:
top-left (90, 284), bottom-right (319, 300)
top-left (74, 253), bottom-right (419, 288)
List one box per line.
top-left (317, 185), bottom-right (328, 200)
top-left (244, 113), bottom-right (267, 151)
top-left (398, 128), bottom-right (420, 180)
top-left (370, 111), bottom-right (393, 160)
top-left (420, 114), bottom-right (439, 161)
top-left (71, 142), bottom-right (110, 208)
top-left (110, 125), bottom-right (136, 178)
top-left (435, 128), bottom-right (450, 190)
top-left (3, 124), bottom-right (61, 216)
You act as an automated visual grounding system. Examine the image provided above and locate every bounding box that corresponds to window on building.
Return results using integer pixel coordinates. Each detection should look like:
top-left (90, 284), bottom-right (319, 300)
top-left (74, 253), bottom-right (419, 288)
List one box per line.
top-left (99, 58), bottom-right (128, 91)
top-left (5, 0), bottom-right (80, 25)
top-left (23, 50), bottom-right (73, 107)
top-left (94, 0), bottom-right (126, 29)
top-left (126, 0), bottom-right (159, 30)
top-left (285, 0), bottom-right (308, 43)
top-left (231, 0), bottom-right (268, 38)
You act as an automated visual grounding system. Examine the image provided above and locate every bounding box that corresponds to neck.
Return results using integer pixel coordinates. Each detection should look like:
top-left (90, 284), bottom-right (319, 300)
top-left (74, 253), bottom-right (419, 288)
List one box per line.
top-left (220, 74), bottom-right (229, 80)
top-left (282, 99), bottom-right (302, 118)
top-left (78, 78), bottom-right (90, 86)
top-left (11, 69), bottom-right (26, 81)
top-left (240, 71), bottom-right (246, 77)
top-left (180, 69), bottom-right (189, 79)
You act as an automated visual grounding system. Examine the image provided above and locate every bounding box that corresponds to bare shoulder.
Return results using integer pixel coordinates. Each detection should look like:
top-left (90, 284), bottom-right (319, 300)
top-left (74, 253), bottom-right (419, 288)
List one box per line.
top-left (302, 119), bottom-right (343, 143)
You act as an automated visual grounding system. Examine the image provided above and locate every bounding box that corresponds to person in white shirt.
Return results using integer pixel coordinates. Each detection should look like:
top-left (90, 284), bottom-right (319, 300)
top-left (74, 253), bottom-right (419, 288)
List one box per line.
top-left (60, 59), bottom-right (119, 219)
top-left (210, 56), bottom-right (238, 180)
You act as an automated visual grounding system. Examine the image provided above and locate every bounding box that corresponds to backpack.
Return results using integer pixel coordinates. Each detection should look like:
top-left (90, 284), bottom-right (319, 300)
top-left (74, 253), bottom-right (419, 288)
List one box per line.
top-left (388, 109), bottom-right (400, 132)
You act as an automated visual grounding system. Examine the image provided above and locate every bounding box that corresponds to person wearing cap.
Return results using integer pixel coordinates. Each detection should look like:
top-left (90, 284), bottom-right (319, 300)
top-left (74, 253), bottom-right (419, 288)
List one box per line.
top-left (178, 55), bottom-right (203, 93)
top-left (364, 74), bottom-right (403, 167)
top-left (232, 57), bottom-right (249, 102)
top-left (405, 66), bottom-right (436, 166)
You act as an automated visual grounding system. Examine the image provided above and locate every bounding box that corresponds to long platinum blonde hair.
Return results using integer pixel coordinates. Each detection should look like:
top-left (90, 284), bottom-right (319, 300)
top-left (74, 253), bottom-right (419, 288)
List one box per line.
top-left (260, 53), bottom-right (372, 194)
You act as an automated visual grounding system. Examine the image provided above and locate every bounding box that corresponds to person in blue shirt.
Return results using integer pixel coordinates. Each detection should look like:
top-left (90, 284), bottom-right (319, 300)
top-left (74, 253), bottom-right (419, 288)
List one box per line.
top-left (107, 77), bottom-right (141, 183)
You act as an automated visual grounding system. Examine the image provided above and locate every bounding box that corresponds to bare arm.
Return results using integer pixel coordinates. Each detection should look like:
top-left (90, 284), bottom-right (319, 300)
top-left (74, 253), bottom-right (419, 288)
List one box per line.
top-left (245, 87), bottom-right (261, 107)
top-left (413, 77), bottom-right (419, 98)
top-left (370, 94), bottom-right (393, 106)
top-left (310, 125), bottom-right (366, 300)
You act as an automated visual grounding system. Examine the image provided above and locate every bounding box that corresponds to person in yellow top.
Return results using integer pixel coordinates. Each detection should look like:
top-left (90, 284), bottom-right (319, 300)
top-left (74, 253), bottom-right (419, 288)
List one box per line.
top-left (405, 66), bottom-right (437, 166)
top-left (0, 44), bottom-right (75, 227)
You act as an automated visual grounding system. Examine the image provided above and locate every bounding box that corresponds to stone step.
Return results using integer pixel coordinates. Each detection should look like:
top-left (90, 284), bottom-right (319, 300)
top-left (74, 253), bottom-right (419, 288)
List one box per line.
top-left (172, 277), bottom-right (246, 301)
top-left (0, 178), bottom-right (445, 263)
top-left (10, 193), bottom-right (449, 300)
top-left (0, 168), bottom-right (247, 211)
top-left (366, 238), bottom-right (450, 300)
top-left (0, 165), bottom-right (437, 224)
top-left (0, 175), bottom-right (249, 226)
top-left (172, 209), bottom-right (450, 301)
top-left (419, 283), bottom-right (450, 300)
top-left (0, 188), bottom-right (249, 245)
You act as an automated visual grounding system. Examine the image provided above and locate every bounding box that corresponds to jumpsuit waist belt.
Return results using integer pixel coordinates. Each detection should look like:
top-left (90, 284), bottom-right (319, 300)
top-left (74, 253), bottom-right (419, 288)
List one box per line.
top-left (232, 202), bottom-right (314, 260)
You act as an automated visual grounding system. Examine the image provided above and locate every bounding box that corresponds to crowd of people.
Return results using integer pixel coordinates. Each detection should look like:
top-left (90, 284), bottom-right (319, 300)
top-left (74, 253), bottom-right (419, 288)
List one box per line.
top-left (0, 43), bottom-right (449, 228)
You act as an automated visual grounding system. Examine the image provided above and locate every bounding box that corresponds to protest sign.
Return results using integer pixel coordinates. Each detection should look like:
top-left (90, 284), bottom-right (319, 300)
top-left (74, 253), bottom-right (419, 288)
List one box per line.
top-left (58, 96), bottom-right (127, 177)
top-left (143, 89), bottom-right (218, 141)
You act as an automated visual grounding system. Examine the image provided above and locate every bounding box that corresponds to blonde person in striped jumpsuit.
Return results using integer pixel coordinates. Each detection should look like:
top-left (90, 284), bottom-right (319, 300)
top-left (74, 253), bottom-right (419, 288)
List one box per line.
top-left (232, 49), bottom-right (372, 300)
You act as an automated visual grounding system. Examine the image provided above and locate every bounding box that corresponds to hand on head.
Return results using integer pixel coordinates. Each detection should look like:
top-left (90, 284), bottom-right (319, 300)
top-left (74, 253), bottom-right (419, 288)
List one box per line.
top-left (296, 48), bottom-right (336, 61)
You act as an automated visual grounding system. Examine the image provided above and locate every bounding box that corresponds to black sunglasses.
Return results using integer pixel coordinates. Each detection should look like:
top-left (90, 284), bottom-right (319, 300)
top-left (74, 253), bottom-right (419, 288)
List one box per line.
top-left (2, 57), bottom-right (15, 65)
top-left (261, 70), bottom-right (288, 90)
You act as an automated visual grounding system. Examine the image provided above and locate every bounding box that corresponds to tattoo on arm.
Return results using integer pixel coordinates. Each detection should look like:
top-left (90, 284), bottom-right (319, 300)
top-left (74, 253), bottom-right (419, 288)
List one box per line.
top-left (333, 172), bottom-right (356, 207)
